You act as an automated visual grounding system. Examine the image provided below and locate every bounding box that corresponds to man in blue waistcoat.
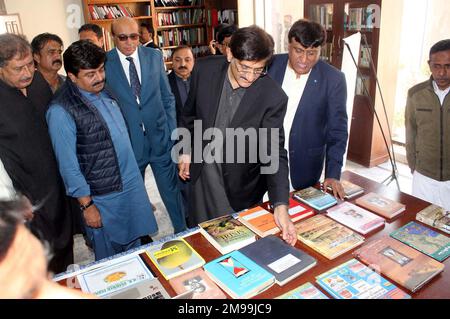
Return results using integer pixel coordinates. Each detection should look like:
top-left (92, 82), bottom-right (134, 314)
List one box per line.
top-left (46, 40), bottom-right (158, 260)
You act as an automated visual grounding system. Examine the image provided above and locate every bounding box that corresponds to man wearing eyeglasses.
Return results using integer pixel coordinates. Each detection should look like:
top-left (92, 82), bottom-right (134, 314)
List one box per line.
top-left (31, 33), bottom-right (65, 94)
top-left (179, 25), bottom-right (297, 246)
top-left (269, 19), bottom-right (348, 199)
top-left (105, 17), bottom-right (186, 234)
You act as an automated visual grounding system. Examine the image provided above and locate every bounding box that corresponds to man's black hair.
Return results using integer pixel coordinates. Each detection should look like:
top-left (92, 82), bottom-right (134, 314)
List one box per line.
top-left (229, 25), bottom-right (274, 62)
top-left (288, 19), bottom-right (326, 48)
top-left (63, 40), bottom-right (106, 76)
top-left (31, 33), bottom-right (63, 56)
top-left (217, 24), bottom-right (238, 44)
top-left (78, 23), bottom-right (103, 40)
top-left (430, 39), bottom-right (450, 59)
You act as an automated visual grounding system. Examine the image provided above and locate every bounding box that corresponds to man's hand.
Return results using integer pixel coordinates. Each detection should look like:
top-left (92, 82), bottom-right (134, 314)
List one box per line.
top-left (274, 205), bottom-right (297, 246)
top-left (323, 178), bottom-right (345, 200)
top-left (208, 40), bottom-right (217, 55)
top-left (178, 154), bottom-right (191, 181)
top-left (83, 205), bottom-right (102, 229)
top-left (21, 196), bottom-right (34, 222)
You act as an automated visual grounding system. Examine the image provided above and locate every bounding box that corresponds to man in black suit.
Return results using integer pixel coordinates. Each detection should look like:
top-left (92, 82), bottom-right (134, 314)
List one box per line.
top-left (139, 22), bottom-right (159, 49)
top-left (178, 26), bottom-right (296, 246)
top-left (168, 46), bottom-right (195, 126)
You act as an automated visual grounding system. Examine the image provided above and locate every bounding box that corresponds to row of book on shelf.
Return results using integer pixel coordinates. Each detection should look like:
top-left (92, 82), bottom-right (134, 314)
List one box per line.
top-left (162, 46), bottom-right (209, 63)
top-left (158, 27), bottom-right (206, 48)
top-left (345, 7), bottom-right (377, 31)
top-left (73, 180), bottom-right (450, 299)
top-left (155, 0), bottom-right (204, 7)
top-left (88, 5), bottom-right (144, 21)
top-left (157, 9), bottom-right (205, 26)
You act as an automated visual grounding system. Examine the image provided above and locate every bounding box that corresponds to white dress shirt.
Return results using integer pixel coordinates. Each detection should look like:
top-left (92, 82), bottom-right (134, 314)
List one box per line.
top-left (432, 80), bottom-right (450, 106)
top-left (117, 48), bottom-right (142, 85)
top-left (0, 159), bottom-right (15, 200)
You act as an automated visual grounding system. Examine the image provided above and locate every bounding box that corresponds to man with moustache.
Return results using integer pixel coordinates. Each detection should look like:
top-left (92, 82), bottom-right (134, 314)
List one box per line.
top-left (31, 33), bottom-right (65, 94)
top-left (46, 40), bottom-right (158, 260)
top-left (105, 17), bottom-right (186, 234)
top-left (0, 34), bottom-right (73, 273)
top-left (406, 39), bottom-right (450, 210)
top-left (269, 19), bottom-right (348, 199)
top-left (168, 46), bottom-right (195, 126)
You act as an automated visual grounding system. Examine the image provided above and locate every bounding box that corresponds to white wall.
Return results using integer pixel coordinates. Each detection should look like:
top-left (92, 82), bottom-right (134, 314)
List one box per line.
top-left (5, 0), bottom-right (83, 48)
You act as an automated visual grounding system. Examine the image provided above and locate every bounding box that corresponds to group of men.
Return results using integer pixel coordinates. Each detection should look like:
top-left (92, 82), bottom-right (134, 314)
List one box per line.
top-left (0, 15), bottom-right (448, 281)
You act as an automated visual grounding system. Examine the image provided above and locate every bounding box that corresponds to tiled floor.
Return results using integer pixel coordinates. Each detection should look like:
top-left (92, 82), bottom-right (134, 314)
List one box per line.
top-left (73, 158), bottom-right (414, 266)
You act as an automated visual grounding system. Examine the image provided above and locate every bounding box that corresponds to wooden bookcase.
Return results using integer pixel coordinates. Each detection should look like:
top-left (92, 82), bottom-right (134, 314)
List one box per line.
top-left (304, 0), bottom-right (387, 167)
top-left (82, 0), bottom-right (238, 69)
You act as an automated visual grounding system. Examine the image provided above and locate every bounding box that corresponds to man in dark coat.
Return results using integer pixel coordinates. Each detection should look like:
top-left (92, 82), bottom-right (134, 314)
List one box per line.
top-left (0, 34), bottom-right (73, 274)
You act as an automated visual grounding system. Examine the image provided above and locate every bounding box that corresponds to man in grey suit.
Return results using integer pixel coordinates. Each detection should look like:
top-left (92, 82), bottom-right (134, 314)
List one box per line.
top-left (105, 17), bottom-right (186, 234)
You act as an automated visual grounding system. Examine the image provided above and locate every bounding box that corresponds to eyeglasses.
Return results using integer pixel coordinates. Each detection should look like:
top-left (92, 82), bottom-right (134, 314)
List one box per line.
top-left (115, 33), bottom-right (140, 42)
top-left (233, 59), bottom-right (268, 77)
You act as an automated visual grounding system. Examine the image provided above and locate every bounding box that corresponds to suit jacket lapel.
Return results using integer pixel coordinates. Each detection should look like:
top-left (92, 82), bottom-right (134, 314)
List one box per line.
top-left (206, 61), bottom-right (228, 128)
top-left (138, 47), bottom-right (151, 98)
top-left (109, 49), bottom-right (136, 103)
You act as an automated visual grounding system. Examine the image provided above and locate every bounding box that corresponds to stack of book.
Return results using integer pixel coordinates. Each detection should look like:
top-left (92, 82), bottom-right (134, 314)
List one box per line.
top-left (354, 236), bottom-right (445, 292)
top-left (198, 215), bottom-right (256, 254)
top-left (416, 205), bottom-right (450, 234)
top-left (293, 187), bottom-right (337, 211)
top-left (316, 259), bottom-right (411, 299)
top-left (239, 235), bottom-right (317, 286)
top-left (355, 192), bottom-right (405, 219)
top-left (295, 215), bottom-right (365, 260)
top-left (204, 251), bottom-right (275, 299)
top-left (145, 238), bottom-right (205, 280)
top-left (326, 202), bottom-right (385, 235)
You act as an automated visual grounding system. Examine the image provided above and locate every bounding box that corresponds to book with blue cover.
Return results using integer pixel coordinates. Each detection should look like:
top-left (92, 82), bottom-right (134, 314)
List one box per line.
top-left (239, 235), bottom-right (317, 286)
top-left (390, 221), bottom-right (450, 262)
top-left (276, 282), bottom-right (329, 299)
top-left (204, 250), bottom-right (275, 299)
top-left (293, 187), bottom-right (337, 211)
top-left (316, 259), bottom-right (411, 299)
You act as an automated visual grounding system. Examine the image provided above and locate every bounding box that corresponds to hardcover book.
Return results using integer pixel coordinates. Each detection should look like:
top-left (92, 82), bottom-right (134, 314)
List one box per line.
top-left (204, 250), bottom-right (275, 299)
top-left (199, 215), bottom-right (256, 254)
top-left (77, 255), bottom-right (155, 298)
top-left (416, 205), bottom-right (450, 234)
top-left (355, 192), bottom-right (405, 219)
top-left (354, 236), bottom-right (445, 292)
top-left (239, 235), bottom-right (317, 286)
top-left (390, 221), bottom-right (450, 262)
top-left (340, 180), bottom-right (365, 199)
top-left (169, 268), bottom-right (227, 299)
top-left (238, 206), bottom-right (280, 238)
top-left (276, 282), bottom-right (329, 299)
top-left (105, 278), bottom-right (171, 299)
top-left (295, 215), bottom-right (365, 260)
top-left (261, 198), bottom-right (315, 223)
top-left (316, 259), bottom-right (411, 299)
top-left (326, 202), bottom-right (385, 235)
top-left (145, 238), bottom-right (205, 280)
top-left (293, 187), bottom-right (337, 211)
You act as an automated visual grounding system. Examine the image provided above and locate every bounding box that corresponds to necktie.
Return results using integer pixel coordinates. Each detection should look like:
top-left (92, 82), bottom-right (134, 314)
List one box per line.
top-left (126, 56), bottom-right (141, 100)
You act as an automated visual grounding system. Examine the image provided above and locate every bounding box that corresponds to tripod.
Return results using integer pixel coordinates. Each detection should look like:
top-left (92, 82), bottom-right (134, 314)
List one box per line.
top-left (343, 34), bottom-right (400, 190)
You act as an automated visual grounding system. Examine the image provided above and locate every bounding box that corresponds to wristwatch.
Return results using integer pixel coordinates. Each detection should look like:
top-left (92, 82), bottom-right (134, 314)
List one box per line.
top-left (80, 200), bottom-right (94, 211)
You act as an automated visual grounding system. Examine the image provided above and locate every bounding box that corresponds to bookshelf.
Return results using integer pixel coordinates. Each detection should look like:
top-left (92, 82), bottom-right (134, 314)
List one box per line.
top-left (305, 0), bottom-right (385, 167)
top-left (82, 0), bottom-right (238, 68)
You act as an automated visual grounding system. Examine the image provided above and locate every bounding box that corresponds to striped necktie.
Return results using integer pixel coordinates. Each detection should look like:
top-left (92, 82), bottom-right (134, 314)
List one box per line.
top-left (126, 56), bottom-right (141, 100)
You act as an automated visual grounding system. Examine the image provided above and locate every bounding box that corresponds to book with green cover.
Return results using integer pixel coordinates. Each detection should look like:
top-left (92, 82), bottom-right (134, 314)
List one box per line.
top-left (199, 215), bottom-right (256, 254)
top-left (390, 221), bottom-right (450, 262)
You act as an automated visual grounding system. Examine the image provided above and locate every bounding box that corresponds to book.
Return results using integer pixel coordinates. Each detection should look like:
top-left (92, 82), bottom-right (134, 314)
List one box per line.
top-left (199, 215), bottom-right (256, 254)
top-left (276, 282), bottom-right (329, 299)
top-left (316, 259), bottom-right (411, 299)
top-left (238, 206), bottom-right (280, 238)
top-left (293, 187), bottom-right (337, 211)
top-left (261, 198), bottom-right (315, 223)
top-left (169, 268), bottom-right (227, 299)
top-left (416, 204), bottom-right (450, 234)
top-left (354, 236), bottom-right (445, 292)
top-left (295, 215), bottom-right (365, 260)
top-left (326, 202), bottom-right (385, 235)
top-left (145, 238), bottom-right (205, 280)
top-left (390, 221), bottom-right (450, 262)
top-left (204, 250), bottom-right (275, 299)
top-left (105, 278), bottom-right (171, 299)
top-left (77, 255), bottom-right (155, 298)
top-left (332, 180), bottom-right (365, 199)
top-left (239, 235), bottom-right (317, 286)
top-left (355, 192), bottom-right (406, 219)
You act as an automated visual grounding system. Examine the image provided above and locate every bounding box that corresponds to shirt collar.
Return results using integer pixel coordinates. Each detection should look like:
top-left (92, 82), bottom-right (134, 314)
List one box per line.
top-left (117, 47), bottom-right (139, 62)
top-left (433, 80), bottom-right (450, 95)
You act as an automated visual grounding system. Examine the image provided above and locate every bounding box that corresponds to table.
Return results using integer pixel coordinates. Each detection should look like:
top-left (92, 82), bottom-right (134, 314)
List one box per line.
top-left (63, 171), bottom-right (450, 299)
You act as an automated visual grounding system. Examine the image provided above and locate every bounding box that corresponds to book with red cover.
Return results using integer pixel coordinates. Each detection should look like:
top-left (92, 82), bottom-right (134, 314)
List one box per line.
top-left (354, 236), bottom-right (445, 292)
top-left (355, 192), bottom-right (405, 219)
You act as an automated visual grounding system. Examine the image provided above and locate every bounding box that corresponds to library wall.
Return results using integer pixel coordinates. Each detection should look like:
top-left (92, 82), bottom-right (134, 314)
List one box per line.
top-left (4, 0), bottom-right (82, 51)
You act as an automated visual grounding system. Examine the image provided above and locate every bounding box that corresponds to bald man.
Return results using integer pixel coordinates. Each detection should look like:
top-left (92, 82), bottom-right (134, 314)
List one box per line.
top-left (104, 17), bottom-right (186, 234)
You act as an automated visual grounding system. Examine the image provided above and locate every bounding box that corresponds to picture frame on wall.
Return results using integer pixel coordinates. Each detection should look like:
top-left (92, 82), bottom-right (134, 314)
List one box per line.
top-left (0, 13), bottom-right (23, 35)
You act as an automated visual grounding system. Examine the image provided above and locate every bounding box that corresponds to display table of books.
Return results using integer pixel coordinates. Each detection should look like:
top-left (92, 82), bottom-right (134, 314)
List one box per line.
top-left (55, 171), bottom-right (450, 299)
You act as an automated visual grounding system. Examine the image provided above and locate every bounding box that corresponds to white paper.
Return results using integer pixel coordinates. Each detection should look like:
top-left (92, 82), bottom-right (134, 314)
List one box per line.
top-left (268, 254), bottom-right (301, 274)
